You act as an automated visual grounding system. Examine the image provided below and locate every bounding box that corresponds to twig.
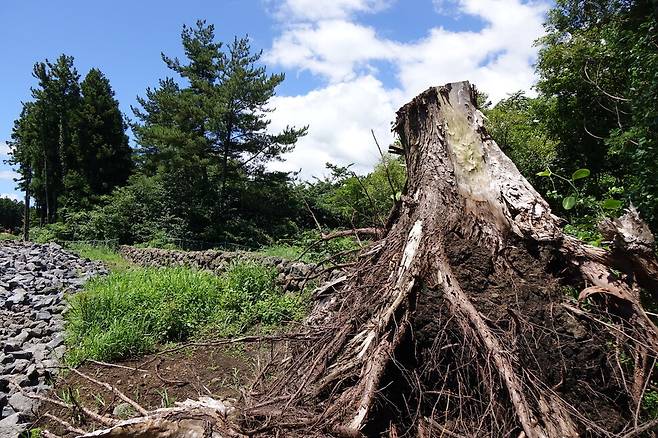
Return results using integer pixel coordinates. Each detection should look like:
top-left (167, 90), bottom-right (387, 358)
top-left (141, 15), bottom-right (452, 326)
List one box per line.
top-left (621, 417), bottom-right (658, 438)
top-left (371, 129), bottom-right (398, 200)
top-left (86, 358), bottom-right (148, 373)
top-left (584, 61), bottom-right (630, 102)
top-left (10, 382), bottom-right (71, 410)
top-left (69, 367), bottom-right (149, 416)
top-left (351, 171), bottom-right (385, 228)
top-left (303, 198), bottom-right (323, 233)
top-left (43, 412), bottom-right (87, 435)
top-left (321, 228), bottom-right (382, 241)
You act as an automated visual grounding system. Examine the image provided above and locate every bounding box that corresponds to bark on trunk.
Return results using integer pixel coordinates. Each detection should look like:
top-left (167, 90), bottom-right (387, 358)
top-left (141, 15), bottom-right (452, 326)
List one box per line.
top-left (66, 82), bottom-right (658, 438)
top-left (22, 178), bottom-right (30, 241)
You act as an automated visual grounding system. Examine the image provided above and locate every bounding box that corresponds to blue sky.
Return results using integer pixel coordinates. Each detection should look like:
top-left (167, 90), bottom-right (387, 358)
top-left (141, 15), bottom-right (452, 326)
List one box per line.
top-left (0, 0), bottom-right (551, 200)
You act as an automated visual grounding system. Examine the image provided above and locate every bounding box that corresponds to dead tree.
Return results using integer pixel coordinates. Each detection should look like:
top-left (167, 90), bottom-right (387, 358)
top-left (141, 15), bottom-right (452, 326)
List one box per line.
top-left (238, 81), bottom-right (658, 437)
top-left (59, 82), bottom-right (658, 438)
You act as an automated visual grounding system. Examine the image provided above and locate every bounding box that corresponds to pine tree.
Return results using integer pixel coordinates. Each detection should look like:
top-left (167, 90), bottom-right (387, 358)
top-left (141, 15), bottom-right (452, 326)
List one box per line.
top-left (29, 54), bottom-right (82, 222)
top-left (9, 55), bottom-right (134, 228)
top-left (132, 21), bottom-right (307, 240)
top-left (77, 68), bottom-right (133, 196)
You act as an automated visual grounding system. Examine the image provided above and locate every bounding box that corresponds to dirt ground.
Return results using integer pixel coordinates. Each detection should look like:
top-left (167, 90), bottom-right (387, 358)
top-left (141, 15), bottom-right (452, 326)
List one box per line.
top-left (31, 344), bottom-right (262, 436)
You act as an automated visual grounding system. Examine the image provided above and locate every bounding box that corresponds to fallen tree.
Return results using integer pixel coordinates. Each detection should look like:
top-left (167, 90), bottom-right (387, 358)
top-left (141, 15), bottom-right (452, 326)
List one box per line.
top-left (48, 81), bottom-right (658, 437)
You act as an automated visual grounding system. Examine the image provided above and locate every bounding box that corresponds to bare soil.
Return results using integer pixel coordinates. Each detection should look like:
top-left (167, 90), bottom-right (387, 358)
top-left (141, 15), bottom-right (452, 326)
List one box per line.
top-left (32, 344), bottom-right (259, 436)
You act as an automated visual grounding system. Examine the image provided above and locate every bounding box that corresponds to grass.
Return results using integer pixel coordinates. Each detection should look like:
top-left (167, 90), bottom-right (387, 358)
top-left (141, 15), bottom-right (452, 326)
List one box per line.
top-left (64, 261), bottom-right (309, 365)
top-left (258, 243), bottom-right (308, 261)
top-left (0, 232), bottom-right (19, 240)
top-left (66, 243), bottom-right (132, 272)
top-left (258, 233), bottom-right (363, 263)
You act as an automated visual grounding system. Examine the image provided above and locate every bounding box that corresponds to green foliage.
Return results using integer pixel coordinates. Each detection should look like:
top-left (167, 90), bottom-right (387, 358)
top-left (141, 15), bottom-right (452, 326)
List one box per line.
top-left (297, 154), bottom-right (406, 231)
top-left (131, 21), bottom-right (306, 244)
top-left (76, 68), bottom-right (133, 196)
top-left (65, 262), bottom-right (309, 364)
top-left (0, 232), bottom-right (19, 240)
top-left (0, 197), bottom-right (23, 232)
top-left (641, 389), bottom-right (658, 419)
top-left (65, 174), bottom-right (187, 244)
top-left (20, 429), bottom-right (42, 438)
top-left (7, 55), bottom-right (132, 225)
top-left (29, 223), bottom-right (71, 243)
top-left (535, 167), bottom-right (626, 245)
top-left (536, 0), bottom-right (658, 232)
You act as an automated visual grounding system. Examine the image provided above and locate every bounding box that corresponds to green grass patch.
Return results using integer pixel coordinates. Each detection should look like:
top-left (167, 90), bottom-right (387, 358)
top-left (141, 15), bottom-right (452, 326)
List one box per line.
top-left (67, 243), bottom-right (132, 272)
top-left (65, 262), bottom-right (309, 365)
top-left (258, 231), bottom-right (363, 263)
top-left (0, 232), bottom-right (19, 240)
top-left (258, 243), bottom-right (308, 261)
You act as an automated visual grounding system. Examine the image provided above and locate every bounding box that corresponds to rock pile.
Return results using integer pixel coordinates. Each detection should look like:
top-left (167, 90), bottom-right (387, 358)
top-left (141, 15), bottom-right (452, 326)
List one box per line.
top-left (0, 241), bottom-right (105, 436)
top-left (120, 245), bottom-right (317, 291)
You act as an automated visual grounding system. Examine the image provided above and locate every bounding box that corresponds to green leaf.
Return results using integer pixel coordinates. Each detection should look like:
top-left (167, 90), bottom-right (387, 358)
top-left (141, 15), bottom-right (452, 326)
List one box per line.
top-left (562, 196), bottom-right (577, 210)
top-left (571, 168), bottom-right (590, 180)
top-left (602, 198), bottom-right (623, 210)
top-left (536, 170), bottom-right (551, 177)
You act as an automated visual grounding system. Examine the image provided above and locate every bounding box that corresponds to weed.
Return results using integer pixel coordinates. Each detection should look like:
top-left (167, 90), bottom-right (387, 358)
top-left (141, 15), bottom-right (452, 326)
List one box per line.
top-left (19, 429), bottom-right (42, 438)
top-left (65, 262), bottom-right (309, 364)
top-left (159, 388), bottom-right (175, 408)
top-left (642, 389), bottom-right (658, 418)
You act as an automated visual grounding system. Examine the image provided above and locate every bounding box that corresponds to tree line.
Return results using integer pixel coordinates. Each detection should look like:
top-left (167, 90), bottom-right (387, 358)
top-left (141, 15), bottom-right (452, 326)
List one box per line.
top-left (5, 20), bottom-right (403, 247)
top-left (4, 1), bottom-right (658, 247)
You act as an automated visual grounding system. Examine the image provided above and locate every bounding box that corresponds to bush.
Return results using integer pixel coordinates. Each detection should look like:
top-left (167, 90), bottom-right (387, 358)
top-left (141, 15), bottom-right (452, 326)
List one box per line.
top-left (65, 262), bottom-right (308, 364)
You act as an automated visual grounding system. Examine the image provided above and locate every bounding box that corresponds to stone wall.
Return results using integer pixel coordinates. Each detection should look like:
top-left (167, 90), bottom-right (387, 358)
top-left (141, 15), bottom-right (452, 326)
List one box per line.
top-left (119, 246), bottom-right (316, 291)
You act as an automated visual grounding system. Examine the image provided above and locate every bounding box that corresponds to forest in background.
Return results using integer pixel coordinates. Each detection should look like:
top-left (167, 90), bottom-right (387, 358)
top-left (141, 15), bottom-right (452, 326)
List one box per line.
top-left (2, 0), bottom-right (657, 251)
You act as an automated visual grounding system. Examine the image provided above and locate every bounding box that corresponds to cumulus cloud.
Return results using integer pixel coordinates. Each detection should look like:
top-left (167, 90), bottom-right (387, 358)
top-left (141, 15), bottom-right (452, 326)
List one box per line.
top-left (266, 0), bottom-right (549, 178)
top-left (268, 75), bottom-right (402, 179)
top-left (267, 20), bottom-right (399, 83)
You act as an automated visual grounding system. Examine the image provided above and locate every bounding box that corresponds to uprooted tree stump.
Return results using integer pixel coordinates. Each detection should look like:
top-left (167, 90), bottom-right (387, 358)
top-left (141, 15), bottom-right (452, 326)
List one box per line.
top-left (55, 82), bottom-right (658, 438)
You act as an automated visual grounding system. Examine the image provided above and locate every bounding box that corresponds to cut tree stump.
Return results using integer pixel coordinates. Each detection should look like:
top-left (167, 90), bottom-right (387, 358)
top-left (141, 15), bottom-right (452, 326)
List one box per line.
top-left (60, 81), bottom-right (658, 438)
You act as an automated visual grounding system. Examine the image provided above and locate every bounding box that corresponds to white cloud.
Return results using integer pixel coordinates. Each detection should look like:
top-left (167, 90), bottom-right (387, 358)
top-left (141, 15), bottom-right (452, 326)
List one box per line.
top-left (0, 141), bottom-right (10, 157)
top-left (266, 0), bottom-right (549, 178)
top-left (272, 0), bottom-right (392, 21)
top-left (269, 75), bottom-right (402, 179)
top-left (0, 170), bottom-right (18, 181)
top-left (0, 193), bottom-right (21, 202)
top-left (267, 20), bottom-right (399, 83)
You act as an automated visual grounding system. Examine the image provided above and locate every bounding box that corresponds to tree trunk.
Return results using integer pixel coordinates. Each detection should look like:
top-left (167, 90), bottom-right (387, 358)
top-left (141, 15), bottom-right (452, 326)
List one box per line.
top-left (70, 82), bottom-right (658, 438)
top-left (22, 171), bottom-right (31, 241)
top-left (43, 149), bottom-right (51, 225)
top-left (237, 82), bottom-right (658, 437)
